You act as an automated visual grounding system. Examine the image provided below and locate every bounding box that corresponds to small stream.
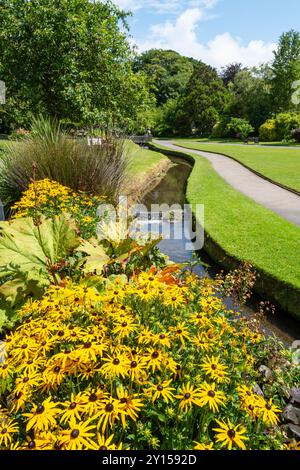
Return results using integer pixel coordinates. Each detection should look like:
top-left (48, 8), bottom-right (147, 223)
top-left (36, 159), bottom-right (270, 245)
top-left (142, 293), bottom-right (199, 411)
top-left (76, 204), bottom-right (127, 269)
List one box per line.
top-left (141, 154), bottom-right (300, 345)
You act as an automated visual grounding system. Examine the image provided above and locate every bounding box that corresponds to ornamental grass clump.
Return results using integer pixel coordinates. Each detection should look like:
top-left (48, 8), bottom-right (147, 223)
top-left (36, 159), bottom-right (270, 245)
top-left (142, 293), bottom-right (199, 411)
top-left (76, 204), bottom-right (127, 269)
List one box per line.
top-left (0, 116), bottom-right (127, 210)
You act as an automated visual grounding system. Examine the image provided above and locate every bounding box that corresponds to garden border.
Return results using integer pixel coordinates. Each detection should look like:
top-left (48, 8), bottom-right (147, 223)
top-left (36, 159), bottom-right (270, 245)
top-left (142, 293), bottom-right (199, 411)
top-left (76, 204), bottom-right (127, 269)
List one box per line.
top-left (148, 142), bottom-right (300, 321)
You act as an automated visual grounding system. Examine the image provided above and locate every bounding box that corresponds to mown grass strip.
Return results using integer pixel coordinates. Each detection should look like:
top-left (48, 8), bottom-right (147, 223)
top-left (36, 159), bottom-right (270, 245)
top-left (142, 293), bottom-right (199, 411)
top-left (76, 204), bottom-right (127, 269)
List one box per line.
top-left (172, 139), bottom-right (300, 193)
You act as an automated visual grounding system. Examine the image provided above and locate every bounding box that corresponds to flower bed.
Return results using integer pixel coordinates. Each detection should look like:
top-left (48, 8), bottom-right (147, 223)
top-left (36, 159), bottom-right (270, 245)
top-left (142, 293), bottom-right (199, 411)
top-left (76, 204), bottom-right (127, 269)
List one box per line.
top-left (0, 180), bottom-right (299, 451)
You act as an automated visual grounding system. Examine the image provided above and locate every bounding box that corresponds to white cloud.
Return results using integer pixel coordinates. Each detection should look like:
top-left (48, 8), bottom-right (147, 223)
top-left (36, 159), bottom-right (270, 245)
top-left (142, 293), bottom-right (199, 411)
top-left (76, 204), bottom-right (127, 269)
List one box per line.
top-left (138, 8), bottom-right (276, 68)
top-left (112, 0), bottom-right (218, 14)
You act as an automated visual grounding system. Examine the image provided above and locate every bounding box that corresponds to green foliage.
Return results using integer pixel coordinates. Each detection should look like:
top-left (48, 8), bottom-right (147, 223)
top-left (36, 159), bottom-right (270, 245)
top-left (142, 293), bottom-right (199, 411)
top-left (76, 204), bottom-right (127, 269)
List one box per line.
top-left (271, 30), bottom-right (300, 113)
top-left (0, 116), bottom-right (127, 209)
top-left (226, 117), bottom-right (254, 139)
top-left (292, 128), bottom-right (300, 142)
top-left (176, 62), bottom-right (229, 136)
top-left (134, 49), bottom-right (195, 106)
top-left (225, 67), bottom-right (273, 131)
top-left (0, 0), bottom-right (151, 130)
top-left (0, 213), bottom-right (80, 305)
top-left (259, 119), bottom-right (278, 142)
top-left (276, 112), bottom-right (300, 140)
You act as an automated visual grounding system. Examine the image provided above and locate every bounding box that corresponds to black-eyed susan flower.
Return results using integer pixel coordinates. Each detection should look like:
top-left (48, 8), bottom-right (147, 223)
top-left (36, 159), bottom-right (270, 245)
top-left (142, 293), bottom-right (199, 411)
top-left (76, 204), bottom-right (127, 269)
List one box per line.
top-left (213, 419), bottom-right (248, 450)
top-left (0, 418), bottom-right (19, 448)
top-left (146, 379), bottom-right (175, 403)
top-left (58, 418), bottom-right (96, 450)
top-left (145, 349), bottom-right (164, 372)
top-left (256, 399), bottom-right (281, 426)
top-left (93, 433), bottom-right (122, 450)
top-left (101, 352), bottom-right (130, 379)
top-left (116, 386), bottom-right (144, 427)
top-left (176, 383), bottom-right (202, 411)
top-left (23, 398), bottom-right (61, 432)
top-left (200, 355), bottom-right (229, 383)
top-left (197, 382), bottom-right (226, 413)
top-left (59, 393), bottom-right (86, 425)
top-left (113, 318), bottom-right (138, 339)
top-left (97, 396), bottom-right (126, 434)
top-left (169, 322), bottom-right (190, 346)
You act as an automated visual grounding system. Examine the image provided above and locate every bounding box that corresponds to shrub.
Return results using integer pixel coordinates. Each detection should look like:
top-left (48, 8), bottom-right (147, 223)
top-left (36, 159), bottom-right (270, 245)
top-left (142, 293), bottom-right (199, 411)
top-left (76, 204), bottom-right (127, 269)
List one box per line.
top-left (211, 119), bottom-right (230, 138)
top-left (0, 116), bottom-right (127, 210)
top-left (292, 128), bottom-right (300, 142)
top-left (259, 119), bottom-right (278, 142)
top-left (227, 117), bottom-right (254, 140)
top-left (276, 112), bottom-right (300, 140)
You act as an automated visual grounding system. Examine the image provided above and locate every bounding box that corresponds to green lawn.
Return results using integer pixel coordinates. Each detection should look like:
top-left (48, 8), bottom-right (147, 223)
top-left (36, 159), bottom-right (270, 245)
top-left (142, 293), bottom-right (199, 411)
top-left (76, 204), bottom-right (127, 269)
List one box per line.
top-left (152, 142), bottom-right (300, 318)
top-left (126, 141), bottom-right (170, 178)
top-left (171, 139), bottom-right (300, 192)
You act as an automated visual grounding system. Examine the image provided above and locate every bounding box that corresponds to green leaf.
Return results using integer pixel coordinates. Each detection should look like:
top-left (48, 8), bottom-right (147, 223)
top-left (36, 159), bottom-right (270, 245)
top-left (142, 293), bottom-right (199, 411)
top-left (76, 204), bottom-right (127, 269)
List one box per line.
top-left (0, 214), bottom-right (80, 303)
top-left (76, 238), bottom-right (110, 275)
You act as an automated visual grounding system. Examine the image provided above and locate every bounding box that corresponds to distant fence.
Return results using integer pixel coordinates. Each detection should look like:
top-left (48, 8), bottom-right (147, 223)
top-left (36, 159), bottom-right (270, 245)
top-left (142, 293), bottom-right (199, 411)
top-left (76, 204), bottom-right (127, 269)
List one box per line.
top-left (128, 134), bottom-right (153, 145)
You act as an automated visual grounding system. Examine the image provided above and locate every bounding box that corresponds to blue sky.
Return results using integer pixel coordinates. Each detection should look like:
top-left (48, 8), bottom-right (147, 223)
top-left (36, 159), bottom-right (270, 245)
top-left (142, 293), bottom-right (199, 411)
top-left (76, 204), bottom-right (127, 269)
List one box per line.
top-left (112, 0), bottom-right (300, 68)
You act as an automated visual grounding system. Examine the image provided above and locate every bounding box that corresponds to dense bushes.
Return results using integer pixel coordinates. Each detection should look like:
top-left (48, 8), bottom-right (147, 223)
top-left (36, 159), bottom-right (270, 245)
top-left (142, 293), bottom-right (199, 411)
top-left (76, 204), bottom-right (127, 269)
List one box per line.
top-left (226, 118), bottom-right (254, 139)
top-left (259, 119), bottom-right (278, 142)
top-left (259, 113), bottom-right (300, 142)
top-left (0, 117), bottom-right (127, 210)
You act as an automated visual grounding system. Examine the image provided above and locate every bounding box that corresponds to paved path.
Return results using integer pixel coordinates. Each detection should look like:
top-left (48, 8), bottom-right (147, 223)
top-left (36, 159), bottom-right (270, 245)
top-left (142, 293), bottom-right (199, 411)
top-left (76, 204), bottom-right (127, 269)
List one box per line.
top-left (155, 140), bottom-right (300, 228)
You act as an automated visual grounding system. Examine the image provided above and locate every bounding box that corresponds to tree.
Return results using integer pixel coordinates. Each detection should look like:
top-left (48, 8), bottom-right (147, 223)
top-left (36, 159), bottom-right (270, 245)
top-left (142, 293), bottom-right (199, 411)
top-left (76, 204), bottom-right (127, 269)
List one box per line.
top-left (134, 49), bottom-right (195, 106)
top-left (0, 0), bottom-right (152, 130)
top-left (176, 62), bottom-right (229, 136)
top-left (227, 117), bottom-right (254, 139)
top-left (225, 67), bottom-right (273, 131)
top-left (221, 63), bottom-right (245, 87)
top-left (271, 30), bottom-right (300, 112)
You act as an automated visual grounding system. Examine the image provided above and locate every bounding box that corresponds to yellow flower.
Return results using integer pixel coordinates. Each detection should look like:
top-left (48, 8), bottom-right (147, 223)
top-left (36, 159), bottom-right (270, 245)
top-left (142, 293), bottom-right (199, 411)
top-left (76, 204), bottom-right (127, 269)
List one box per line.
top-left (213, 419), bottom-right (248, 450)
top-left (58, 418), bottom-right (96, 450)
top-left (200, 355), bottom-right (229, 383)
top-left (0, 418), bottom-right (19, 448)
top-left (193, 442), bottom-right (214, 450)
top-left (97, 397), bottom-right (126, 434)
top-left (257, 399), bottom-right (281, 426)
top-left (101, 352), bottom-right (130, 379)
top-left (23, 398), bottom-right (61, 432)
top-left (176, 383), bottom-right (202, 411)
top-left (146, 379), bottom-right (175, 403)
top-left (59, 393), bottom-right (86, 425)
top-left (169, 322), bottom-right (190, 346)
top-left (93, 433), bottom-right (122, 450)
top-left (116, 386), bottom-right (144, 427)
top-left (197, 382), bottom-right (226, 413)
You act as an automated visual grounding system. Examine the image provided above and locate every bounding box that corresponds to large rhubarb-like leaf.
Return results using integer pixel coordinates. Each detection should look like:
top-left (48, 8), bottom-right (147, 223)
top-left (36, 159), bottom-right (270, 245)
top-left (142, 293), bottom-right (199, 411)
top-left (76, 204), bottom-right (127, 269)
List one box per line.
top-left (0, 214), bottom-right (80, 303)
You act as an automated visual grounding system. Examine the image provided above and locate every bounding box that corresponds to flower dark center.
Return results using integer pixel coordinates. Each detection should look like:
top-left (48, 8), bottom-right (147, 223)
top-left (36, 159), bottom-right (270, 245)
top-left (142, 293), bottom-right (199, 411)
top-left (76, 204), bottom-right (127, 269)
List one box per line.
top-left (105, 403), bottom-right (114, 412)
top-left (159, 334), bottom-right (165, 339)
top-left (120, 398), bottom-right (127, 404)
top-left (84, 342), bottom-right (92, 349)
top-left (157, 385), bottom-right (164, 392)
top-left (70, 402), bottom-right (77, 410)
top-left (54, 366), bottom-right (61, 373)
top-left (227, 429), bottom-right (236, 439)
top-left (152, 351), bottom-right (159, 359)
top-left (131, 361), bottom-right (137, 368)
top-left (28, 441), bottom-right (36, 449)
top-left (100, 446), bottom-right (107, 450)
top-left (23, 377), bottom-right (29, 383)
top-left (211, 364), bottom-right (217, 370)
top-left (36, 405), bottom-right (45, 414)
top-left (89, 393), bottom-right (97, 402)
top-left (71, 429), bottom-right (80, 439)
top-left (113, 358), bottom-right (120, 365)
top-left (177, 330), bottom-right (182, 334)
top-left (208, 391), bottom-right (215, 398)
top-left (122, 322), bottom-right (127, 327)
top-left (172, 297), bottom-right (177, 302)
top-left (184, 393), bottom-right (191, 399)
top-left (58, 330), bottom-right (64, 337)
top-left (27, 360), bottom-right (33, 365)
top-left (1, 428), bottom-right (7, 434)
top-left (266, 404), bottom-right (272, 411)
top-left (21, 344), bottom-right (27, 349)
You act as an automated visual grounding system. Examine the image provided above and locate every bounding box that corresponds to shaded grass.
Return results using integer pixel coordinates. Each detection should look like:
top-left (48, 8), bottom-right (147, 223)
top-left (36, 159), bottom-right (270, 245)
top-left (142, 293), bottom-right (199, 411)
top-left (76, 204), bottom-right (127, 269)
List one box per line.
top-left (152, 142), bottom-right (300, 292)
top-left (172, 139), bottom-right (300, 192)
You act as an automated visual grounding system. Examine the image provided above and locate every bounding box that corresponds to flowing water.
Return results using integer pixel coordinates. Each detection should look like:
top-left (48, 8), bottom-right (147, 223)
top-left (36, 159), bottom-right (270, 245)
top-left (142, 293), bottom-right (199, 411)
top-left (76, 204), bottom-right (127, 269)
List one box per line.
top-left (141, 154), bottom-right (300, 345)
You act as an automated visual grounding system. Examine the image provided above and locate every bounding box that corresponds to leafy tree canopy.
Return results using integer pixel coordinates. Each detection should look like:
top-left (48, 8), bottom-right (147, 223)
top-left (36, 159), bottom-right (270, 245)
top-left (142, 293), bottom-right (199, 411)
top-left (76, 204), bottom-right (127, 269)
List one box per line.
top-left (0, 0), bottom-right (152, 130)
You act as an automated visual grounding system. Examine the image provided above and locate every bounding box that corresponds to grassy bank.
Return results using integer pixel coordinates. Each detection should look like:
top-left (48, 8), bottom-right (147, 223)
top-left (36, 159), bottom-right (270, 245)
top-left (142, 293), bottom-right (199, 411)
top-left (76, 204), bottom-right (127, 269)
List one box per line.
top-left (172, 139), bottom-right (300, 193)
top-left (150, 142), bottom-right (300, 319)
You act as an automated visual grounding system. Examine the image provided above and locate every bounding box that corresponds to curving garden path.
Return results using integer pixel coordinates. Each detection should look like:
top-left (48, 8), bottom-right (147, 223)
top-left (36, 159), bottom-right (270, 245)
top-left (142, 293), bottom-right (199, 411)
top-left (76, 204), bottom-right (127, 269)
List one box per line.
top-left (155, 140), bottom-right (300, 228)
